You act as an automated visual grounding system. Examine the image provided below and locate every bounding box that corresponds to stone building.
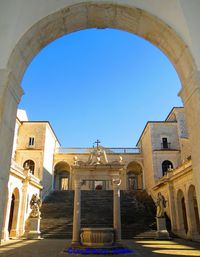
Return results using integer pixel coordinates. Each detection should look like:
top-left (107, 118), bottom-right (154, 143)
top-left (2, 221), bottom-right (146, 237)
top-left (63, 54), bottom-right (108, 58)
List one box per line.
top-left (1, 0), bottom-right (200, 246)
top-left (137, 107), bottom-right (199, 240)
top-left (2, 106), bottom-right (199, 241)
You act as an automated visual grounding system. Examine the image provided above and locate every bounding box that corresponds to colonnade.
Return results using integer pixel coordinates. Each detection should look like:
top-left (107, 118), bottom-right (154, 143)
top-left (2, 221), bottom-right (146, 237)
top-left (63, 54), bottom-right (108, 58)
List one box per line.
top-left (174, 186), bottom-right (200, 240)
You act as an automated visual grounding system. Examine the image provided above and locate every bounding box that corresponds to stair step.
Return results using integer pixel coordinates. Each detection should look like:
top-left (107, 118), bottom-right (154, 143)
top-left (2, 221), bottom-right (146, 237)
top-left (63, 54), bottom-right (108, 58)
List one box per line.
top-left (41, 190), bottom-right (156, 239)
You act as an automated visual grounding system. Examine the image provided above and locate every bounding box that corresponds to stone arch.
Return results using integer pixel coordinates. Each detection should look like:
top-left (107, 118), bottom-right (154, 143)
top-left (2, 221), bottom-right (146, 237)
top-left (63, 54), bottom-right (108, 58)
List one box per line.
top-left (187, 184), bottom-right (200, 236)
top-left (177, 189), bottom-right (188, 236)
top-left (1, 185), bottom-right (11, 240)
top-left (127, 161), bottom-right (143, 190)
top-left (8, 2), bottom-right (195, 88)
top-left (7, 187), bottom-right (20, 238)
top-left (6, 4), bottom-right (196, 194)
top-left (23, 159), bottom-right (35, 175)
top-left (54, 161), bottom-right (71, 190)
top-left (1, 1), bottom-right (200, 241)
top-left (162, 160), bottom-right (173, 176)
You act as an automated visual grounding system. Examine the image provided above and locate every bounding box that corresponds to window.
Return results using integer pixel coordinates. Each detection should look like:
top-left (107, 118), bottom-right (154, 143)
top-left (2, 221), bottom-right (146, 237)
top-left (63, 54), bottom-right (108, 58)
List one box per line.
top-left (162, 160), bottom-right (173, 176)
top-left (23, 160), bottom-right (35, 174)
top-left (28, 137), bottom-right (35, 147)
top-left (162, 137), bottom-right (170, 149)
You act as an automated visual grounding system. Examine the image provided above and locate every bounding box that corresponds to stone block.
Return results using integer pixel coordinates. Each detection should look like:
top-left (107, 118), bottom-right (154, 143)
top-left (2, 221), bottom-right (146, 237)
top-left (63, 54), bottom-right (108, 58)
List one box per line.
top-left (155, 217), bottom-right (170, 240)
top-left (26, 217), bottom-right (41, 239)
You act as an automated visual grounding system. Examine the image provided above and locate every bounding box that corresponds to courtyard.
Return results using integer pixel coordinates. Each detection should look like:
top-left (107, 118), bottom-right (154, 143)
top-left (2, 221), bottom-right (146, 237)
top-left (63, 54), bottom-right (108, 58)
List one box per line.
top-left (0, 238), bottom-right (200, 257)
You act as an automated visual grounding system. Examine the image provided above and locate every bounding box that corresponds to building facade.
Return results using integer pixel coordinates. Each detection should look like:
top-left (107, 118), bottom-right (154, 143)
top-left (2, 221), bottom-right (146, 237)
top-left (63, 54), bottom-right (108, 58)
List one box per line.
top-left (2, 107), bottom-right (199, 241)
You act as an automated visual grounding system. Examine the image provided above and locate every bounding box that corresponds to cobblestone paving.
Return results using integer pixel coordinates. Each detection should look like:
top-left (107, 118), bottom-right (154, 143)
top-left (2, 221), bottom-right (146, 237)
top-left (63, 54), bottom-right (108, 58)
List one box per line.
top-left (0, 238), bottom-right (200, 257)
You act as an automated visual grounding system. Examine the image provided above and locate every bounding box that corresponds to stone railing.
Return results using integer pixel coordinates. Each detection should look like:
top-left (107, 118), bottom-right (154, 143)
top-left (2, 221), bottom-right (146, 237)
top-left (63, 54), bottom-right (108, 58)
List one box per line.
top-left (56, 147), bottom-right (141, 154)
top-left (11, 159), bottom-right (24, 173)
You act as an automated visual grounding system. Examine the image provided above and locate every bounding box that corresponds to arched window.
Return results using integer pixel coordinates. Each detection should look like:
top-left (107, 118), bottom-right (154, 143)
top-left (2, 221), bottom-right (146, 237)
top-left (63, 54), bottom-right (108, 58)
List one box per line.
top-left (162, 160), bottom-right (173, 176)
top-left (23, 160), bottom-right (35, 174)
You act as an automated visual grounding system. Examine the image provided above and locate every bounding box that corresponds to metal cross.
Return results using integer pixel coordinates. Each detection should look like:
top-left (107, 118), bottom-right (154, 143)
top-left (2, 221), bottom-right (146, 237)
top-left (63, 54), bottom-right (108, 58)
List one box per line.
top-left (94, 139), bottom-right (101, 148)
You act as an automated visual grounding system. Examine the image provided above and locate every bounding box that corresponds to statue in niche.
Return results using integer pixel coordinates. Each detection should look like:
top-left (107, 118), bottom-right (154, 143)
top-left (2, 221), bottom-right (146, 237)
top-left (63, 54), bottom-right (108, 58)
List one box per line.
top-left (156, 192), bottom-right (167, 218)
top-left (29, 194), bottom-right (42, 218)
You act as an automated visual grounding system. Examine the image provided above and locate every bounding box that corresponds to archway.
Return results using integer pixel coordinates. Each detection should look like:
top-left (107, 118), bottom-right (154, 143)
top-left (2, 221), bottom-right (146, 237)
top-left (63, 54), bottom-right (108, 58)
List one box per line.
top-left (162, 160), bottom-right (173, 176)
top-left (23, 159), bottom-right (35, 175)
top-left (7, 188), bottom-right (20, 238)
top-left (127, 161), bottom-right (143, 190)
top-left (177, 189), bottom-right (188, 236)
top-left (1, 2), bottom-right (200, 241)
top-left (54, 162), bottom-right (71, 190)
top-left (188, 185), bottom-right (200, 236)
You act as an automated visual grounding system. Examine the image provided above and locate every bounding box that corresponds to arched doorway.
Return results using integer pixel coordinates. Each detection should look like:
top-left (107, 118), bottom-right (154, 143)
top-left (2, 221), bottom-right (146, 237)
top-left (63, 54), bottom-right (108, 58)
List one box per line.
top-left (54, 162), bottom-right (71, 190)
top-left (8, 194), bottom-right (15, 235)
top-left (7, 188), bottom-right (20, 238)
top-left (188, 185), bottom-right (200, 236)
top-left (127, 162), bottom-right (143, 190)
top-left (177, 189), bottom-right (188, 236)
top-left (1, 2), bottom-right (200, 241)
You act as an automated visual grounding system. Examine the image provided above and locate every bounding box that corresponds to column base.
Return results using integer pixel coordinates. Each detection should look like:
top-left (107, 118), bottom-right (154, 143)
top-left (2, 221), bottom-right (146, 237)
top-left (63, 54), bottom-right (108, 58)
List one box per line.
top-left (187, 231), bottom-right (200, 241)
top-left (1, 229), bottom-right (9, 241)
top-left (9, 229), bottom-right (19, 238)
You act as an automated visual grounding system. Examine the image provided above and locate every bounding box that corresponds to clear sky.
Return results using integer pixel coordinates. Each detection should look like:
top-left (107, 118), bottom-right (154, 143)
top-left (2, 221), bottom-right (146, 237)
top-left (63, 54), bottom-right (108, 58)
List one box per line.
top-left (20, 28), bottom-right (182, 148)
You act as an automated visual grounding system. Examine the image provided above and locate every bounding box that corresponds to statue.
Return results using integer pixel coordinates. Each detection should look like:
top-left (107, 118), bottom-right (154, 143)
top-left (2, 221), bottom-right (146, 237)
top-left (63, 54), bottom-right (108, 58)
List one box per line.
top-left (119, 156), bottom-right (123, 164)
top-left (73, 156), bottom-right (78, 166)
top-left (30, 194), bottom-right (42, 218)
top-left (155, 192), bottom-right (170, 239)
top-left (87, 140), bottom-right (108, 165)
top-left (156, 192), bottom-right (166, 218)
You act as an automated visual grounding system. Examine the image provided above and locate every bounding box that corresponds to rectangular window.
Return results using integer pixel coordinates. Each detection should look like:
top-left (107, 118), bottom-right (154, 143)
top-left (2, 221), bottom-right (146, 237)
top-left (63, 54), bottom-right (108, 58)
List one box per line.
top-left (28, 137), bottom-right (35, 147)
top-left (162, 137), bottom-right (169, 149)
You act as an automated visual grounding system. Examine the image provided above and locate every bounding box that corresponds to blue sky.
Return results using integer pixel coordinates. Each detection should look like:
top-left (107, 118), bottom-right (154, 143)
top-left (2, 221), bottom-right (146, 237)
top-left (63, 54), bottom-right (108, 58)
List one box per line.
top-left (20, 28), bottom-right (182, 147)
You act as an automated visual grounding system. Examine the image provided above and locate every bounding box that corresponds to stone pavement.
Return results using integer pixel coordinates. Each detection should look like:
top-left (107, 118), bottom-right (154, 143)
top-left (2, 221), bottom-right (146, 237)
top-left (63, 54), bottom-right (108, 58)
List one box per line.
top-left (0, 238), bottom-right (200, 257)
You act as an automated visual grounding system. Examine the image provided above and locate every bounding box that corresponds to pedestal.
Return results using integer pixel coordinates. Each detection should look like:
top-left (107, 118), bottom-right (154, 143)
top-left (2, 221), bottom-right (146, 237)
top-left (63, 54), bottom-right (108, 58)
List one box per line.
top-left (156, 217), bottom-right (170, 240)
top-left (26, 217), bottom-right (41, 239)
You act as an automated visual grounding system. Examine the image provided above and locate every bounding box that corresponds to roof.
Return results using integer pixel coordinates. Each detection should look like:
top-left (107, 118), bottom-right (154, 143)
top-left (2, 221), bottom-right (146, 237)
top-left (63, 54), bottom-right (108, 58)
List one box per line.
top-left (136, 121), bottom-right (177, 146)
top-left (136, 107), bottom-right (183, 146)
top-left (165, 107), bottom-right (184, 121)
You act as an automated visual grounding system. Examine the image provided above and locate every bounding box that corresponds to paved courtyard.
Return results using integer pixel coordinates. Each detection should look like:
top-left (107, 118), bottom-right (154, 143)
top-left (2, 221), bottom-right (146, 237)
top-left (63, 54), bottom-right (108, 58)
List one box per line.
top-left (0, 238), bottom-right (200, 257)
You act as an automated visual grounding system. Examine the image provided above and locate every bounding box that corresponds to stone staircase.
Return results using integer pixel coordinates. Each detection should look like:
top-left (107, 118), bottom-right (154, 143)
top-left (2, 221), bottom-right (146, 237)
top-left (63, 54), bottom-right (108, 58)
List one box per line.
top-left (41, 190), bottom-right (156, 239)
top-left (40, 190), bottom-right (74, 239)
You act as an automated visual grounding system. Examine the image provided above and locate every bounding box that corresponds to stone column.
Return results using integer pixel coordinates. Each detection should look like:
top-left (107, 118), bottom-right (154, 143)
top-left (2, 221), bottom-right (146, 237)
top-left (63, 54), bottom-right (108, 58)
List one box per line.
top-left (185, 190), bottom-right (200, 240)
top-left (18, 176), bottom-right (29, 236)
top-left (113, 179), bottom-right (121, 242)
top-left (167, 183), bottom-right (177, 233)
top-left (0, 70), bottom-right (23, 243)
top-left (179, 70), bottom-right (200, 217)
top-left (185, 194), bottom-right (193, 239)
top-left (1, 192), bottom-right (12, 241)
top-left (72, 179), bottom-right (81, 245)
top-left (174, 191), bottom-right (186, 237)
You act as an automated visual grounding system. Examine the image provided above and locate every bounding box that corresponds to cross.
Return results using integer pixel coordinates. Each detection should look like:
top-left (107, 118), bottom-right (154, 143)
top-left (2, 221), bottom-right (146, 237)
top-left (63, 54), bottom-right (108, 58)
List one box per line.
top-left (94, 139), bottom-right (101, 148)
